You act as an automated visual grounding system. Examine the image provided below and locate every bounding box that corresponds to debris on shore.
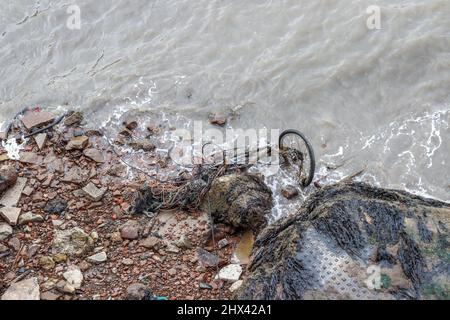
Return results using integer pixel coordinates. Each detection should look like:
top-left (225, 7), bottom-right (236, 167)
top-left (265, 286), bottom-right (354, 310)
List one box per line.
top-left (1, 107), bottom-right (448, 301)
top-left (0, 108), bottom-right (256, 300)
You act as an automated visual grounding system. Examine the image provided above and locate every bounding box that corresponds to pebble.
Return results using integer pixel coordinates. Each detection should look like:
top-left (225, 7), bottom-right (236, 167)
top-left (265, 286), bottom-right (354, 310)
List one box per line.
top-left (0, 177), bottom-right (27, 208)
top-left (34, 133), bottom-right (47, 150)
top-left (168, 268), bottom-right (177, 276)
top-left (197, 248), bottom-right (219, 267)
top-left (126, 283), bottom-right (151, 300)
top-left (83, 148), bottom-right (105, 163)
top-left (217, 238), bottom-right (229, 249)
top-left (39, 256), bottom-right (56, 271)
top-left (122, 258), bottom-right (134, 266)
top-left (22, 186), bottom-right (34, 197)
top-left (0, 207), bottom-right (21, 225)
top-left (8, 237), bottom-right (21, 251)
top-left (87, 251), bottom-right (108, 264)
top-left (19, 152), bottom-right (42, 165)
top-left (0, 223), bottom-right (13, 241)
top-left (128, 139), bottom-right (156, 152)
top-left (199, 283), bottom-right (213, 290)
top-left (27, 244), bottom-right (40, 258)
top-left (281, 185), bottom-right (299, 200)
top-left (63, 266), bottom-right (84, 293)
top-left (21, 111), bottom-right (55, 130)
top-left (120, 221), bottom-right (140, 240)
top-left (0, 165), bottom-right (18, 193)
top-left (44, 197), bottom-right (68, 215)
top-left (0, 243), bottom-right (8, 253)
top-left (66, 136), bottom-right (89, 151)
top-left (175, 235), bottom-right (193, 249)
top-left (64, 111), bottom-right (83, 126)
top-left (82, 182), bottom-right (107, 202)
top-left (40, 290), bottom-right (61, 301)
top-left (209, 113), bottom-right (227, 126)
top-left (18, 212), bottom-right (44, 225)
top-left (52, 253), bottom-right (67, 263)
top-left (52, 227), bottom-right (94, 257)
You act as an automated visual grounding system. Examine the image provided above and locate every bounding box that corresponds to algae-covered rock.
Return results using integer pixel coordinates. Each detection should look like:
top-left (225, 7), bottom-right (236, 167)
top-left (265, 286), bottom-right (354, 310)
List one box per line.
top-left (235, 182), bottom-right (450, 300)
top-left (200, 174), bottom-right (273, 232)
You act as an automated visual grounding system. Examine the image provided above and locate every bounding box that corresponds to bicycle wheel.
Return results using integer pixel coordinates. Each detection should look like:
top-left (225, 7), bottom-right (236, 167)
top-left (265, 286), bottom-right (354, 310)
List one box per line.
top-left (279, 129), bottom-right (316, 187)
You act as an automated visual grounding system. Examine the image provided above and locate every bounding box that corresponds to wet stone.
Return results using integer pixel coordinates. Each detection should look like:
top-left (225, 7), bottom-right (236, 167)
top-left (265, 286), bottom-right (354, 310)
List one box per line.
top-left (128, 139), bottom-right (156, 152)
top-left (281, 185), bottom-right (299, 200)
top-left (66, 136), bottom-right (89, 151)
top-left (0, 165), bottom-right (17, 193)
top-left (21, 111), bottom-right (55, 130)
top-left (215, 264), bottom-right (243, 283)
top-left (209, 113), bottom-right (227, 126)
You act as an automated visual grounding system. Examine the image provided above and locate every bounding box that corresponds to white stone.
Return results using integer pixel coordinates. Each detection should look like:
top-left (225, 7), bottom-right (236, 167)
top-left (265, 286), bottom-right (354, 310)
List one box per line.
top-left (229, 280), bottom-right (244, 293)
top-left (87, 251), bottom-right (107, 264)
top-left (63, 266), bottom-right (83, 292)
top-left (1, 277), bottom-right (40, 300)
top-left (0, 207), bottom-right (21, 225)
top-left (0, 223), bottom-right (13, 241)
top-left (215, 264), bottom-right (243, 283)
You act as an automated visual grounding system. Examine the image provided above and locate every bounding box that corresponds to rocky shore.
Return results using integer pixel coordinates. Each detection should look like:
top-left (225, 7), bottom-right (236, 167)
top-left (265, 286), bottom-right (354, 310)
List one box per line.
top-left (0, 109), bottom-right (448, 300)
top-left (0, 110), bottom-right (258, 300)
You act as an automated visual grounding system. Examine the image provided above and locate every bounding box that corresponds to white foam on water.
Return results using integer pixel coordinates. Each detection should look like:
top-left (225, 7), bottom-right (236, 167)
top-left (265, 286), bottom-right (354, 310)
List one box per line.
top-left (2, 138), bottom-right (27, 160)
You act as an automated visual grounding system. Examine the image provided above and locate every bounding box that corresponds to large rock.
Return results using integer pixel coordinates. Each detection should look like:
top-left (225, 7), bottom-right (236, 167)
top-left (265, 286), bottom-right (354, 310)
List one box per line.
top-left (52, 227), bottom-right (94, 257)
top-left (235, 182), bottom-right (450, 300)
top-left (200, 174), bottom-right (273, 231)
top-left (1, 277), bottom-right (40, 300)
top-left (0, 165), bottom-right (17, 193)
